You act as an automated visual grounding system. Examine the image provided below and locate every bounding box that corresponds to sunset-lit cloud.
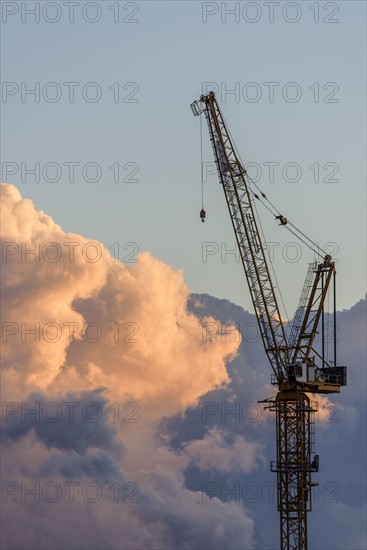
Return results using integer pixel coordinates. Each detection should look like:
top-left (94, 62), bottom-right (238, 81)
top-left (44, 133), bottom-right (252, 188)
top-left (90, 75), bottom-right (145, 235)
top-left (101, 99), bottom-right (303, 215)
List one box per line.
top-left (1, 183), bottom-right (365, 550)
top-left (183, 426), bottom-right (264, 473)
top-left (1, 183), bottom-right (255, 549)
top-left (1, 183), bottom-right (239, 415)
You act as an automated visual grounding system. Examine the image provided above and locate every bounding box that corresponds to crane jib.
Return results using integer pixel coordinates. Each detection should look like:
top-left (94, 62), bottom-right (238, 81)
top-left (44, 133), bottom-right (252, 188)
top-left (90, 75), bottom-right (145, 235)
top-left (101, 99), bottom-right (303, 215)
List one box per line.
top-left (192, 92), bottom-right (289, 383)
top-left (190, 91), bottom-right (346, 392)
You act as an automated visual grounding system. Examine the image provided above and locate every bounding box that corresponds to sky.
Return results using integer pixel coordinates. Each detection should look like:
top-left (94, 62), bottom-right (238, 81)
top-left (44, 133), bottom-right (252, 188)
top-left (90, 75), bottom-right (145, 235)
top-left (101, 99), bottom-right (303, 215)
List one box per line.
top-left (1, 1), bottom-right (366, 549)
top-left (1, 0), bottom-right (366, 315)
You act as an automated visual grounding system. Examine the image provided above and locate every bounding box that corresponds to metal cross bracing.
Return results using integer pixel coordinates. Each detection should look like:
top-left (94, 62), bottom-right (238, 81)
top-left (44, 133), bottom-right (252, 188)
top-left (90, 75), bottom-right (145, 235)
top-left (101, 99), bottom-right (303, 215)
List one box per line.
top-left (268, 392), bottom-right (318, 550)
top-left (199, 93), bottom-right (289, 384)
top-left (292, 260), bottom-right (335, 364)
top-left (289, 262), bottom-right (316, 348)
top-left (190, 91), bottom-right (347, 550)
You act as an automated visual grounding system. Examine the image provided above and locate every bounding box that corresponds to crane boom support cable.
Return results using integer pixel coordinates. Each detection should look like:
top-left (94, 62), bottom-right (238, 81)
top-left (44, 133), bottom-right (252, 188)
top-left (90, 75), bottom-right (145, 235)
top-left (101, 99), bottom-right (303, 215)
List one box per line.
top-left (287, 221), bottom-right (328, 256)
top-left (221, 108), bottom-right (328, 259)
top-left (223, 121), bottom-right (329, 259)
top-left (250, 194), bottom-right (325, 259)
top-left (248, 186), bottom-right (326, 259)
top-left (283, 226), bottom-right (325, 260)
top-left (244, 171), bottom-right (328, 257)
top-left (250, 181), bottom-right (290, 324)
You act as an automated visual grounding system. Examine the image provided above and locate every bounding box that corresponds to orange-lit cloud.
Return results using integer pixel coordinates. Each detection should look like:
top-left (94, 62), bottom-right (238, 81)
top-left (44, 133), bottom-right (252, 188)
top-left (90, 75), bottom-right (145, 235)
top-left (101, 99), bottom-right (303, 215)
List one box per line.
top-left (3, 183), bottom-right (361, 550)
top-left (1, 183), bottom-right (239, 418)
top-left (1, 183), bottom-right (256, 549)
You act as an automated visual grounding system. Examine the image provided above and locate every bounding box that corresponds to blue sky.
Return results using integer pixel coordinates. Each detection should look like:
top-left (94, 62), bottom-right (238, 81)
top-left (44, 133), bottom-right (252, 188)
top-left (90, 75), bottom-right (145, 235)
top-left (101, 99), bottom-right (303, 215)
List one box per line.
top-left (2, 0), bottom-right (366, 315)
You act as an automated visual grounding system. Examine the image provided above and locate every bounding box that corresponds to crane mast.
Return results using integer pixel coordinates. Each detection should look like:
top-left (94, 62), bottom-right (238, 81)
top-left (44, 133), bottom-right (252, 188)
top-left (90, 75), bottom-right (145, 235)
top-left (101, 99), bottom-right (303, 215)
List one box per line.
top-left (190, 91), bottom-right (347, 550)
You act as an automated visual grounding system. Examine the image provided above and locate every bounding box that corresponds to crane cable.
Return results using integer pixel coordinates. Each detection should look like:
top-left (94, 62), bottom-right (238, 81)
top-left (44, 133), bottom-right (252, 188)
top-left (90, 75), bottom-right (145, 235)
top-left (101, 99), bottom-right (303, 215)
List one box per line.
top-left (200, 105), bottom-right (327, 327)
top-left (200, 113), bottom-right (204, 210)
top-left (245, 172), bottom-right (328, 259)
top-left (200, 107), bottom-right (289, 326)
top-left (198, 114), bottom-right (207, 223)
top-left (221, 111), bottom-right (328, 329)
top-left (221, 111), bottom-right (291, 325)
top-left (246, 175), bottom-right (323, 257)
top-left (203, 101), bottom-right (328, 259)
top-left (218, 109), bottom-right (328, 259)
top-left (251, 187), bottom-right (290, 326)
top-left (326, 289), bottom-right (330, 364)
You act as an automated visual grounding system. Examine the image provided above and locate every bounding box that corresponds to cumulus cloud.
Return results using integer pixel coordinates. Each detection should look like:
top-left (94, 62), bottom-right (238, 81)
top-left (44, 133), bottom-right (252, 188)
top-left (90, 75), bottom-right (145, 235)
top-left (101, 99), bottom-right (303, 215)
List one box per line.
top-left (1, 183), bottom-right (256, 550)
top-left (1, 183), bottom-right (239, 416)
top-left (183, 427), bottom-right (263, 474)
top-left (2, 183), bottom-right (365, 550)
top-left (2, 389), bottom-right (122, 457)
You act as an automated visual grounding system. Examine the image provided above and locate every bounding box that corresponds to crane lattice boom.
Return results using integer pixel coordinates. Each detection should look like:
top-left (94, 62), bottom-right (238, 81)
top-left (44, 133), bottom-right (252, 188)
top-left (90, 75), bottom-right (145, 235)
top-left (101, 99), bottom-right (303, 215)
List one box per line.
top-left (192, 92), bottom-right (288, 383)
top-left (190, 91), bottom-right (347, 550)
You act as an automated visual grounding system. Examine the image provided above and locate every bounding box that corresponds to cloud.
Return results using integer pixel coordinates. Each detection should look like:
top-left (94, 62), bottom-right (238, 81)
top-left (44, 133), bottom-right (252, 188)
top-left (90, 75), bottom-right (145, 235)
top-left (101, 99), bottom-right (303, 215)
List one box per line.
top-left (1, 183), bottom-right (239, 418)
top-left (183, 427), bottom-right (263, 474)
top-left (1, 183), bottom-right (109, 399)
top-left (40, 449), bottom-right (124, 483)
top-left (2, 183), bottom-right (365, 550)
top-left (1, 389), bottom-right (122, 457)
top-left (1, 183), bottom-right (255, 550)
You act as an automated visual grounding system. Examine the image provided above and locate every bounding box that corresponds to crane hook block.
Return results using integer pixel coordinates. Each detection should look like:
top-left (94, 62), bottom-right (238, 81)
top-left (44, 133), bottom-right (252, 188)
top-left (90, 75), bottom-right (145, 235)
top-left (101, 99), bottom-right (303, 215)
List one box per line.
top-left (200, 209), bottom-right (206, 222)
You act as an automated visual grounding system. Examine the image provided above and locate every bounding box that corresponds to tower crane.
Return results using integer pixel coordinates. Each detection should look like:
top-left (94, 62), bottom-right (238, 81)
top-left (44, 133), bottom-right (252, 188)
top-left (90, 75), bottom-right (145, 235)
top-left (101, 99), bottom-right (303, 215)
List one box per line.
top-left (190, 91), bottom-right (347, 550)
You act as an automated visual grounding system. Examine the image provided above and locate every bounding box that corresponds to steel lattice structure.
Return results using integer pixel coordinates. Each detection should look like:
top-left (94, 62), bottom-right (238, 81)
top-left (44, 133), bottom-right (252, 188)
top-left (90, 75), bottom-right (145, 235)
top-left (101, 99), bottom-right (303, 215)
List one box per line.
top-left (194, 94), bottom-right (289, 382)
top-left (190, 91), bottom-right (347, 550)
top-left (269, 392), bottom-right (318, 550)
